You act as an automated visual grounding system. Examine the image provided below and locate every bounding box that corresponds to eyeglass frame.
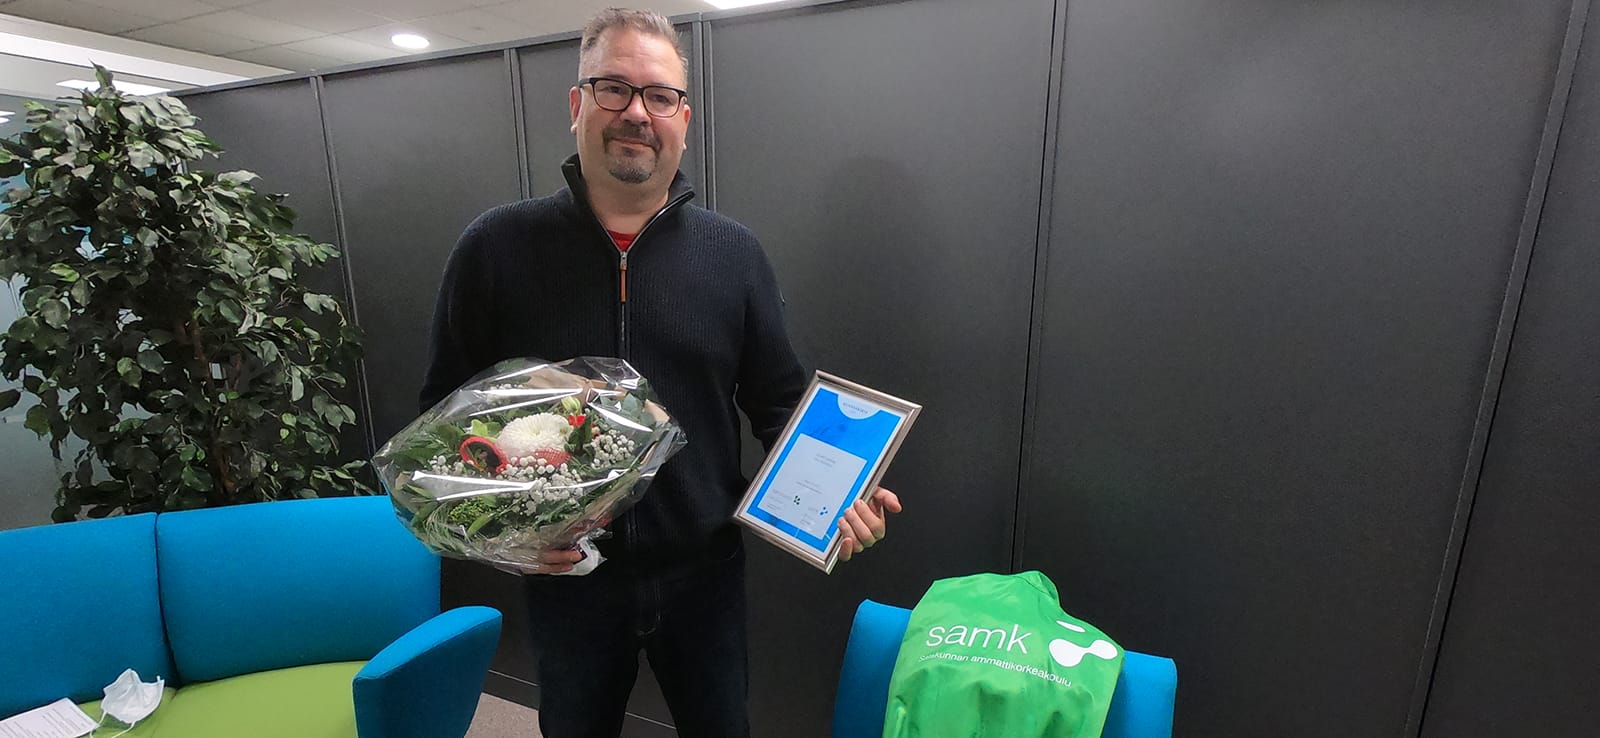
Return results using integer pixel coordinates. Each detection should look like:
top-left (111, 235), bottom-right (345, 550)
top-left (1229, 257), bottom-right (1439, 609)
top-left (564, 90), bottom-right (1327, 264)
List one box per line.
top-left (578, 76), bottom-right (689, 118)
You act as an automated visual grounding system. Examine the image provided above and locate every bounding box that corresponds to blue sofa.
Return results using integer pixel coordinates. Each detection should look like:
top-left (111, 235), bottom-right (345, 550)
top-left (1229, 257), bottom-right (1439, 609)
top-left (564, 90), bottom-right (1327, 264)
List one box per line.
top-left (0, 495), bottom-right (501, 738)
top-left (833, 600), bottom-right (1178, 738)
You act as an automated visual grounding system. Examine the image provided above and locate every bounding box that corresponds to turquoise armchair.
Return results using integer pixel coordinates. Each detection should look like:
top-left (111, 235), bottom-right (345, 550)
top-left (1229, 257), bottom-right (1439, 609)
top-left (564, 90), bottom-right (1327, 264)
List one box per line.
top-left (0, 495), bottom-right (501, 738)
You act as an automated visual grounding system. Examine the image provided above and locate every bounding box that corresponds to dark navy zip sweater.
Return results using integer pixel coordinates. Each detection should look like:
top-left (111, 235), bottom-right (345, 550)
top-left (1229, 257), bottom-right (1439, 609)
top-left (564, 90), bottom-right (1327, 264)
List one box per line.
top-left (420, 155), bottom-right (807, 572)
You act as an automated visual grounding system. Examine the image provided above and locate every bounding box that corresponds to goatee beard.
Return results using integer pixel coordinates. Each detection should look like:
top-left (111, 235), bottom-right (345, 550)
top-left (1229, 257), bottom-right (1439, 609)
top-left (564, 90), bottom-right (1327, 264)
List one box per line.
top-left (604, 123), bottom-right (658, 184)
top-left (608, 159), bottom-right (653, 183)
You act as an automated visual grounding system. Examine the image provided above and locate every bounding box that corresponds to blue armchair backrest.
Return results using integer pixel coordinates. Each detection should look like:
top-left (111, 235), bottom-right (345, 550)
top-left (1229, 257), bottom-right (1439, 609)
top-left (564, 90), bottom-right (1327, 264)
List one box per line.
top-left (833, 600), bottom-right (1177, 738)
top-left (0, 513), bottom-right (173, 717)
top-left (157, 496), bottom-right (440, 683)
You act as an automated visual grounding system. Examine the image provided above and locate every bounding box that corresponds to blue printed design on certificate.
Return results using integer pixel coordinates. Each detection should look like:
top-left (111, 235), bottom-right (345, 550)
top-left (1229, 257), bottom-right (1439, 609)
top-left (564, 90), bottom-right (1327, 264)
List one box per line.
top-left (748, 386), bottom-right (905, 553)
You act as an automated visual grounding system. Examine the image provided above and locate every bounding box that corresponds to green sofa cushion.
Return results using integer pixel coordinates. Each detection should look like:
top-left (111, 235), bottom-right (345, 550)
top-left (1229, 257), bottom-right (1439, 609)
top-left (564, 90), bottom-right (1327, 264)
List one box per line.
top-left (78, 662), bottom-right (365, 738)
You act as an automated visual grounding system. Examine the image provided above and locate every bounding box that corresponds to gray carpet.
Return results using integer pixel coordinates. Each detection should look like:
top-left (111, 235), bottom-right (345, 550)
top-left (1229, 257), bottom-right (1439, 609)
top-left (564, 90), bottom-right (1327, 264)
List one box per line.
top-left (466, 693), bottom-right (541, 738)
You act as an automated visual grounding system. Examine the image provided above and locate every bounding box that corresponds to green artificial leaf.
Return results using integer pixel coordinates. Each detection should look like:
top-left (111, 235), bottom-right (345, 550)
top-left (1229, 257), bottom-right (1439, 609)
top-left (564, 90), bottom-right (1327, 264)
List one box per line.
top-left (181, 465), bottom-right (212, 491)
top-left (24, 404), bottom-right (50, 436)
top-left (39, 299), bottom-right (69, 328)
top-left (117, 357), bottom-right (142, 386)
top-left (218, 171), bottom-right (259, 186)
top-left (137, 349), bottom-right (165, 373)
top-left (302, 293), bottom-right (334, 314)
top-left (8, 316), bottom-right (39, 342)
top-left (0, 389), bottom-right (20, 412)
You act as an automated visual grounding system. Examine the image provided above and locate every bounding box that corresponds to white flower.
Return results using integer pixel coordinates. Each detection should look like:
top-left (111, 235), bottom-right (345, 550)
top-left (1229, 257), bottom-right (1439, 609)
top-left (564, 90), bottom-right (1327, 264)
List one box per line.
top-left (497, 414), bottom-right (571, 457)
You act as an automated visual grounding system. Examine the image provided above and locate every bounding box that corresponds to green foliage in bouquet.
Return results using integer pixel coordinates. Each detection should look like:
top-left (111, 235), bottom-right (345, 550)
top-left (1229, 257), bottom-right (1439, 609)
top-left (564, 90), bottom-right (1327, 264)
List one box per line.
top-left (0, 67), bottom-right (369, 521)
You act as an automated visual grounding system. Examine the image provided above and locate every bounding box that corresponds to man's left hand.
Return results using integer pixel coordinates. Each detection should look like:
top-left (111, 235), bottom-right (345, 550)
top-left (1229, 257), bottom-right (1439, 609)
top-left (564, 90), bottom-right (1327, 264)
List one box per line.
top-left (838, 487), bottom-right (902, 562)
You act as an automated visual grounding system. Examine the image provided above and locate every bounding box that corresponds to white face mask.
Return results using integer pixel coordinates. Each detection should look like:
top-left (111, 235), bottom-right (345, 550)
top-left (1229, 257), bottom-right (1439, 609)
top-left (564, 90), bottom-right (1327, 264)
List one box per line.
top-left (100, 668), bottom-right (164, 725)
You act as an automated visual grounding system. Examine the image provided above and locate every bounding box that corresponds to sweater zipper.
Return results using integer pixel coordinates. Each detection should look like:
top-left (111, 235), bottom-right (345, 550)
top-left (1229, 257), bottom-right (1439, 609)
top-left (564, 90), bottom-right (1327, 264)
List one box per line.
top-left (604, 190), bottom-right (693, 360)
top-left (595, 189), bottom-right (689, 565)
top-left (618, 250), bottom-right (629, 354)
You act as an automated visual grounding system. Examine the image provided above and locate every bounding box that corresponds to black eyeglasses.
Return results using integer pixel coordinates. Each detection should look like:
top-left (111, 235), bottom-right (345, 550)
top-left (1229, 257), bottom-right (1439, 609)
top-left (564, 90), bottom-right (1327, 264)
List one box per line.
top-left (579, 76), bottom-right (687, 118)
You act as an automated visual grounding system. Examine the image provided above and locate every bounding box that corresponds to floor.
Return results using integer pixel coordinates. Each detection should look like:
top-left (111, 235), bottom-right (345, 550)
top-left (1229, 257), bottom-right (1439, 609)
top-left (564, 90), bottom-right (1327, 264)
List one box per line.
top-left (466, 693), bottom-right (542, 738)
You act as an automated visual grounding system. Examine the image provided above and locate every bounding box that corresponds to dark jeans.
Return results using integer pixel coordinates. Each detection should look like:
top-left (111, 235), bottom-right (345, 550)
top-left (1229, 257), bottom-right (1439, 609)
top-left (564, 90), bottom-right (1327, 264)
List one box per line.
top-left (524, 547), bottom-right (749, 738)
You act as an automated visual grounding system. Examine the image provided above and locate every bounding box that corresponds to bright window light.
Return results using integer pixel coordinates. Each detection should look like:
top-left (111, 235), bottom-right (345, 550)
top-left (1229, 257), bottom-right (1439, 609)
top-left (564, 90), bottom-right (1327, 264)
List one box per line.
top-left (0, 31), bottom-right (242, 86)
top-left (704, 0), bottom-right (788, 8)
top-left (59, 79), bottom-right (173, 96)
top-left (391, 33), bottom-right (430, 50)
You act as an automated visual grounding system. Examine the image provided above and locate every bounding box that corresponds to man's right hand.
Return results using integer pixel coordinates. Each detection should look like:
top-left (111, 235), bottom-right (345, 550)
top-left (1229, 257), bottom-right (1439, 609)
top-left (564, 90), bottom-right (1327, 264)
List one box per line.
top-left (496, 547), bottom-right (586, 575)
top-left (537, 547), bottom-right (586, 574)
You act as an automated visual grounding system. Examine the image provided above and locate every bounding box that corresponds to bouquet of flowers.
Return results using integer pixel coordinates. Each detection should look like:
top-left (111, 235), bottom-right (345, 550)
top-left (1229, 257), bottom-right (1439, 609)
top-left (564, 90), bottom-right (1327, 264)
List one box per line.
top-left (372, 357), bottom-right (686, 573)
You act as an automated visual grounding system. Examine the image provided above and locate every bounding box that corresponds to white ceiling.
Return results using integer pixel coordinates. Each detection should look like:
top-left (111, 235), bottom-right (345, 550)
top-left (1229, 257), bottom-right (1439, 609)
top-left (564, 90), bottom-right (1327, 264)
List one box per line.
top-left (0, 0), bottom-right (713, 77)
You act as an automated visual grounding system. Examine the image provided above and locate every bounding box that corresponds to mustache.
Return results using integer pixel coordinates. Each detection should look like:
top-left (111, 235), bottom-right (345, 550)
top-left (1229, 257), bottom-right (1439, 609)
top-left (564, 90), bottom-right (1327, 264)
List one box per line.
top-left (602, 123), bottom-right (659, 150)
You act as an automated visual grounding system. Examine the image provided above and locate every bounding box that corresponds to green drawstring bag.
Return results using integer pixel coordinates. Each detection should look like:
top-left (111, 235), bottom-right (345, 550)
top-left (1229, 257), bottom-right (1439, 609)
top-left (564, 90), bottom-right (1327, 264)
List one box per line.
top-left (882, 571), bottom-right (1124, 738)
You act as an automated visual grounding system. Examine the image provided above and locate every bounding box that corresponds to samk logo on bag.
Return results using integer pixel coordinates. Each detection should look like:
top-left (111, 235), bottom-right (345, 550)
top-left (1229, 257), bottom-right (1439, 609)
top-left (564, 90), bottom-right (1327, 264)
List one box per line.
top-left (923, 620), bottom-right (1119, 669)
top-left (1046, 620), bottom-right (1119, 667)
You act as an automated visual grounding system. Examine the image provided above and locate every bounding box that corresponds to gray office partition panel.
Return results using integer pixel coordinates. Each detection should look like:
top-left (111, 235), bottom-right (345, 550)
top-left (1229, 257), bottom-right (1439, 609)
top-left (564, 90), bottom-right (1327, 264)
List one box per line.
top-left (318, 54), bottom-right (522, 441)
top-left (518, 27), bottom-right (705, 200)
top-left (1420, 7), bottom-right (1600, 736)
top-left (179, 80), bottom-right (370, 463)
top-left (709, 0), bottom-right (1055, 734)
top-left (182, 81), bottom-right (338, 296)
top-left (1022, 1), bottom-right (1572, 736)
top-left (518, 39), bottom-right (582, 197)
top-left (316, 52), bottom-right (535, 699)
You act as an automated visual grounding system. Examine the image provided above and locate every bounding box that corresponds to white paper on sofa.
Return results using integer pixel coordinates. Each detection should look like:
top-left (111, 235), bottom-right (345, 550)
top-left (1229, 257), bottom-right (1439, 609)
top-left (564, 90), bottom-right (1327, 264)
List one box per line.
top-left (0, 698), bottom-right (96, 738)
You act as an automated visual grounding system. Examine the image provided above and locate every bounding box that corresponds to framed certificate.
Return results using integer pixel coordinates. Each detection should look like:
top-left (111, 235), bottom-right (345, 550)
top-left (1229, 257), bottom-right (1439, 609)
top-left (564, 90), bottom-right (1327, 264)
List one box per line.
top-left (734, 371), bottom-right (921, 573)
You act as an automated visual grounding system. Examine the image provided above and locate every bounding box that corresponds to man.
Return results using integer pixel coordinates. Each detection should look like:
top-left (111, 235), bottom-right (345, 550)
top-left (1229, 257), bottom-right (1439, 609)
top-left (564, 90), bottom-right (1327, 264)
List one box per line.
top-left (420, 9), bottom-right (901, 737)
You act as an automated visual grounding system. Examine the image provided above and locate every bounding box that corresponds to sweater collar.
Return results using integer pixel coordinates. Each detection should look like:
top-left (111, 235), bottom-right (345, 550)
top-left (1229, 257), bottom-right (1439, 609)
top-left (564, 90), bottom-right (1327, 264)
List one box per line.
top-left (560, 154), bottom-right (696, 222)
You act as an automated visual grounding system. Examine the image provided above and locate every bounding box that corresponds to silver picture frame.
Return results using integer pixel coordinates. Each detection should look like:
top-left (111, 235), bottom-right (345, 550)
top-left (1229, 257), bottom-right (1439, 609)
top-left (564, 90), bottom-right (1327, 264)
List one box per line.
top-left (734, 371), bottom-right (921, 573)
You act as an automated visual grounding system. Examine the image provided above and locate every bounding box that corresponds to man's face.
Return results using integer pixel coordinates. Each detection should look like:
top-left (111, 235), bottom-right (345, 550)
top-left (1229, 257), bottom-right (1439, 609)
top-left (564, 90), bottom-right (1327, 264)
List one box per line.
top-left (569, 28), bottom-right (691, 188)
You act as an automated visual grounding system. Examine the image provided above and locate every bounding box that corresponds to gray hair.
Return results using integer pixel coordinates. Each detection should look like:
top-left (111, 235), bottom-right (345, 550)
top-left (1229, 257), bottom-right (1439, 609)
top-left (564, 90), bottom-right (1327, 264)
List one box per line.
top-left (579, 8), bottom-right (689, 81)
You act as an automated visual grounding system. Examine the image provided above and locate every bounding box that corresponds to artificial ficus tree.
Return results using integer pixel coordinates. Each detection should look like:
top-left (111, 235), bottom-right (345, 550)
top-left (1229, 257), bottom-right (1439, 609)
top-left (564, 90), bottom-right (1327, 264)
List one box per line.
top-left (0, 66), bottom-right (370, 520)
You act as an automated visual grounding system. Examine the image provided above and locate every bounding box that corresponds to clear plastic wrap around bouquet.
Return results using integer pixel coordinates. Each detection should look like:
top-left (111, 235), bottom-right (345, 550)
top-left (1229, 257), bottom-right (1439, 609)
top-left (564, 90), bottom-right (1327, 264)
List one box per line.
top-left (373, 357), bottom-right (686, 574)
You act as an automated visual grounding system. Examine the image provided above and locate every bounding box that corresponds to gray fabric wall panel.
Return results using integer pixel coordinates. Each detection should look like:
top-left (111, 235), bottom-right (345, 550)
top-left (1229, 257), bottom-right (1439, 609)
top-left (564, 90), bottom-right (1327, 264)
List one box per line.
top-left (319, 54), bottom-right (522, 441)
top-left (183, 81), bottom-right (337, 295)
top-left (1420, 14), bottom-right (1600, 737)
top-left (180, 80), bottom-right (369, 462)
top-left (519, 39), bottom-right (583, 197)
top-left (316, 51), bottom-right (535, 695)
top-left (709, 0), bottom-right (1055, 734)
top-left (1023, 2), bottom-right (1570, 736)
top-left (518, 28), bottom-right (704, 199)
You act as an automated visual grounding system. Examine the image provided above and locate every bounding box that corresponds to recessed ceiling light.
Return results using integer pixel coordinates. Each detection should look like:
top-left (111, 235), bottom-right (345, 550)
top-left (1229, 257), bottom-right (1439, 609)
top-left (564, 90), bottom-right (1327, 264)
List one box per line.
top-left (704, 0), bottom-right (786, 8)
top-left (59, 79), bottom-right (172, 96)
top-left (391, 33), bottom-right (429, 50)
